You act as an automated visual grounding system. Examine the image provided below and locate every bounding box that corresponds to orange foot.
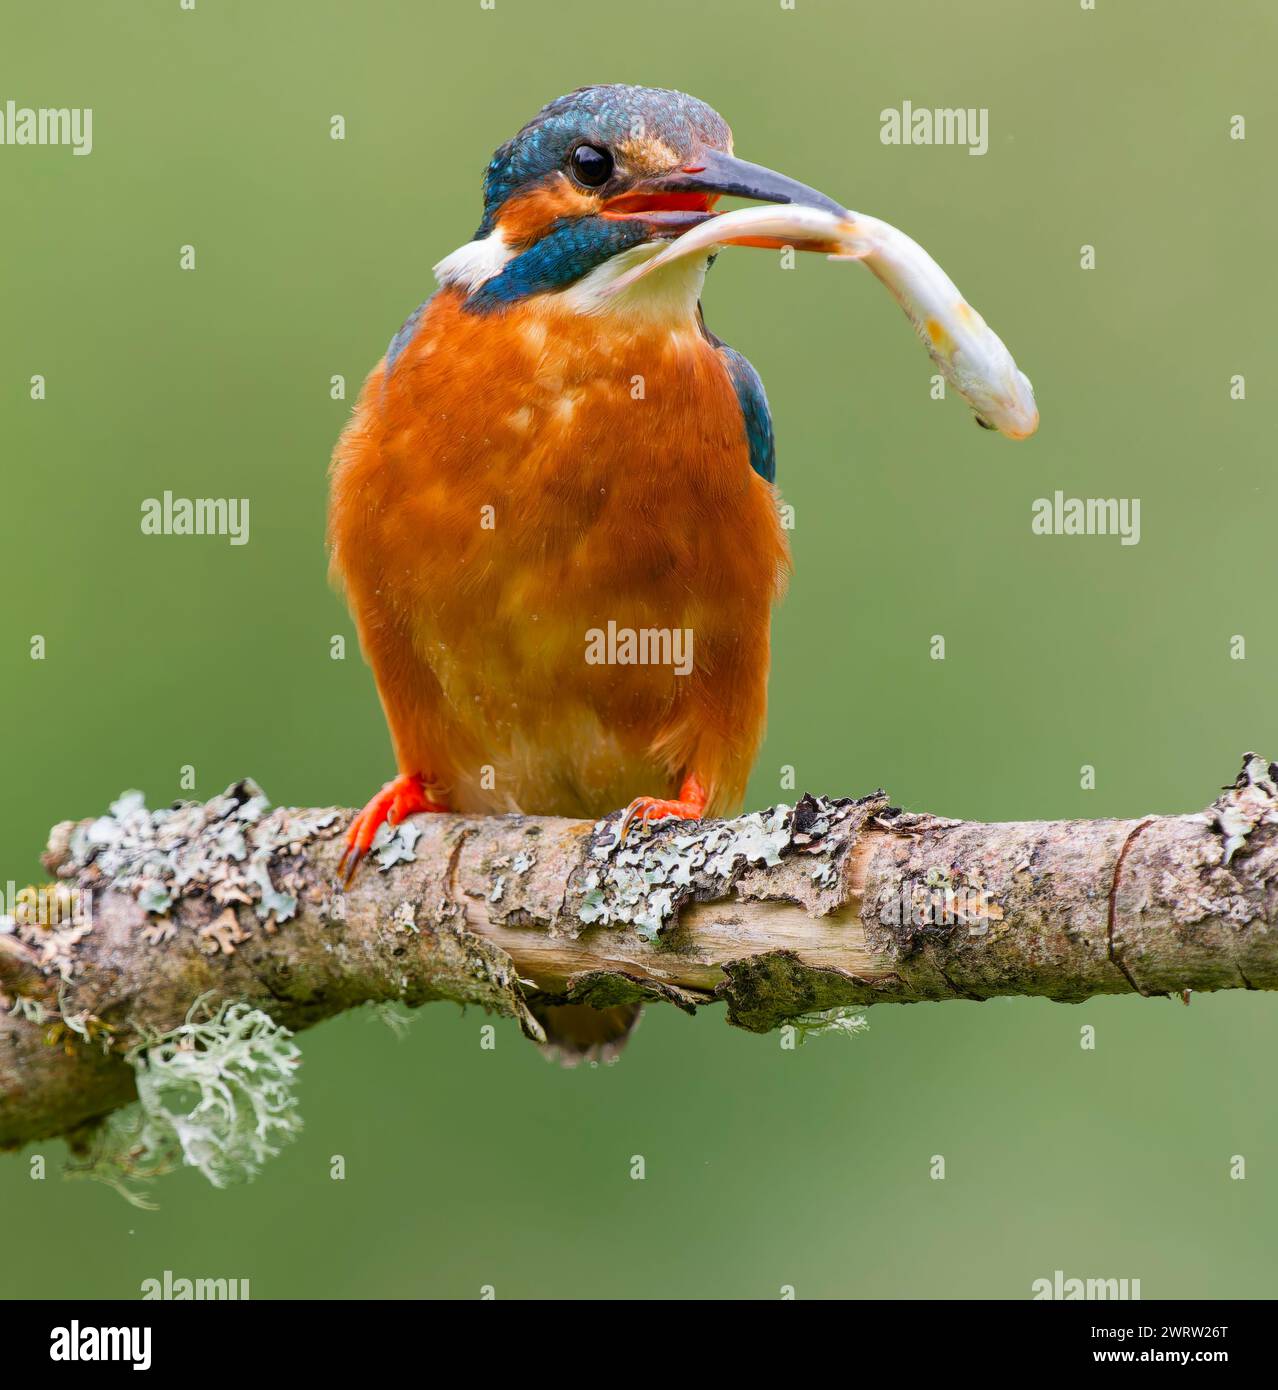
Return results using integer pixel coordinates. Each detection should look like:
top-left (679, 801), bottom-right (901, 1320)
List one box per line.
top-left (618, 773), bottom-right (708, 844)
top-left (339, 772), bottom-right (448, 885)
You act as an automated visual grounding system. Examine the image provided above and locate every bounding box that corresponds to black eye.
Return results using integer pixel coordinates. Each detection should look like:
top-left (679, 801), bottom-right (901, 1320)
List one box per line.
top-left (568, 143), bottom-right (613, 188)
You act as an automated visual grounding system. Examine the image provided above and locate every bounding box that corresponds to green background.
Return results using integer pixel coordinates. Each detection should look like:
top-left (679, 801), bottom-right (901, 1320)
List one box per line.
top-left (3, 0), bottom-right (1276, 1298)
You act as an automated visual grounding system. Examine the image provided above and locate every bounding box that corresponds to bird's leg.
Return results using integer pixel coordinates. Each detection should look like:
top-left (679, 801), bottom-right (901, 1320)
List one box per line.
top-left (618, 772), bottom-right (708, 844)
top-left (339, 772), bottom-right (448, 884)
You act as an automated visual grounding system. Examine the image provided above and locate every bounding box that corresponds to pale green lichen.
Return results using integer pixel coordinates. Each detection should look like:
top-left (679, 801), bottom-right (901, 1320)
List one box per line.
top-left (371, 818), bottom-right (422, 870)
top-left (56, 983), bottom-right (113, 1053)
top-left (791, 1006), bottom-right (869, 1044)
top-left (6, 992), bottom-right (48, 1024)
top-left (369, 1001), bottom-right (416, 1038)
top-left (577, 794), bottom-right (888, 943)
top-left (5, 883), bottom-right (94, 982)
top-left (1210, 753), bottom-right (1278, 864)
top-left (137, 883), bottom-right (174, 914)
top-left (64, 1105), bottom-right (173, 1209)
top-left (390, 900), bottom-right (419, 933)
top-left (65, 995), bottom-right (302, 1204)
top-left (581, 803), bottom-right (795, 940)
top-left (60, 781), bottom-right (340, 935)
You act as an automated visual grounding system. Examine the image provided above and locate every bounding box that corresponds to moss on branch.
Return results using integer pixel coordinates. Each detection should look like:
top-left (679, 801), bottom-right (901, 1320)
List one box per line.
top-left (3, 754), bottom-right (1277, 1196)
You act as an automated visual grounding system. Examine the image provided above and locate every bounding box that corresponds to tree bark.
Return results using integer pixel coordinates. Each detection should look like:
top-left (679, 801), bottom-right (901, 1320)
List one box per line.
top-left (3, 754), bottom-right (1277, 1150)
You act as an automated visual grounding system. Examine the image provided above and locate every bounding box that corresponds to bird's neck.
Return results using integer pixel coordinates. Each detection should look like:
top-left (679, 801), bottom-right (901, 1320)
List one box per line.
top-left (551, 243), bottom-right (712, 325)
top-left (435, 230), bottom-right (711, 330)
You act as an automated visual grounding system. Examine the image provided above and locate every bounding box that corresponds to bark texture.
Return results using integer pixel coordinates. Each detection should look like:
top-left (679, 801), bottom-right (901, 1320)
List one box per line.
top-left (3, 755), bottom-right (1277, 1150)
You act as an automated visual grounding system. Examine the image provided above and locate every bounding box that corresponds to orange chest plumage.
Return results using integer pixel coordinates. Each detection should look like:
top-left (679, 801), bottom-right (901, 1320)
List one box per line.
top-left (329, 287), bottom-right (788, 818)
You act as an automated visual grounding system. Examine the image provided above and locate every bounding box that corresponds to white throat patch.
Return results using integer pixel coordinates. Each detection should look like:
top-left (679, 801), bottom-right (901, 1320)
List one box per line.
top-left (433, 230), bottom-right (513, 292)
top-left (558, 242), bottom-right (712, 323)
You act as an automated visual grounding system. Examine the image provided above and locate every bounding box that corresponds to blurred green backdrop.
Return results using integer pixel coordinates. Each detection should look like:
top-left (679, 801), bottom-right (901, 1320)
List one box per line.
top-left (3, 0), bottom-right (1276, 1298)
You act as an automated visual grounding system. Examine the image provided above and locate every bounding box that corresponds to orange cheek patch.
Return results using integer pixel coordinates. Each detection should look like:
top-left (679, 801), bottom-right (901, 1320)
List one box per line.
top-left (497, 179), bottom-right (595, 247)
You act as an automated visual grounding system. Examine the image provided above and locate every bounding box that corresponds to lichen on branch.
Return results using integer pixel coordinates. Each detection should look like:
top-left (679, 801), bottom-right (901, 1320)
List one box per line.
top-left (64, 996), bottom-right (302, 1206)
top-left (3, 754), bottom-right (1278, 1179)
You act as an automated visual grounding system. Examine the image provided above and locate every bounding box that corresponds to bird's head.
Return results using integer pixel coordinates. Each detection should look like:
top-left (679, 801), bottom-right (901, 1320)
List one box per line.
top-left (436, 84), bottom-right (848, 318)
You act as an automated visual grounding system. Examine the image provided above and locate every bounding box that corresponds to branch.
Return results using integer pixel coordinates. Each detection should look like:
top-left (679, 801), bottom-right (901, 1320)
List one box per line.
top-left (3, 754), bottom-right (1278, 1151)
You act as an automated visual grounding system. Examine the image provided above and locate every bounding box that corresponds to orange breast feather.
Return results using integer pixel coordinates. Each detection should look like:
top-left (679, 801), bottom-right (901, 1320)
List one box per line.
top-left (328, 288), bottom-right (789, 819)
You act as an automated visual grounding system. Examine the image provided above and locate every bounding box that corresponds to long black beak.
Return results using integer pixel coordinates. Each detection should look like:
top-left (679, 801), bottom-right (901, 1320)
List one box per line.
top-left (652, 147), bottom-right (850, 218)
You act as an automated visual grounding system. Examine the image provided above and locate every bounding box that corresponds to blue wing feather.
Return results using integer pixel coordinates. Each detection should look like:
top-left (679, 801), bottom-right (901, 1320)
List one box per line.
top-left (700, 319), bottom-right (776, 484)
top-left (385, 296), bottom-right (432, 373)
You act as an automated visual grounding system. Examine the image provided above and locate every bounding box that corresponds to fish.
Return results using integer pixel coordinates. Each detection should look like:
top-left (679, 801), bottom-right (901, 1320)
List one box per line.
top-left (603, 203), bottom-right (1039, 440)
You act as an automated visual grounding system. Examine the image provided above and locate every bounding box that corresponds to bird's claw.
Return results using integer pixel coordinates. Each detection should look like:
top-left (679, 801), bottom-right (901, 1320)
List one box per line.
top-left (616, 794), bottom-right (703, 846)
top-left (339, 773), bottom-right (447, 885)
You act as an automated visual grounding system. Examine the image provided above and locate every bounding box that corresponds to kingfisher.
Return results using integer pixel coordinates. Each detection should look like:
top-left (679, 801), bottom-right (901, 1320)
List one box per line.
top-left (329, 85), bottom-right (854, 1061)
